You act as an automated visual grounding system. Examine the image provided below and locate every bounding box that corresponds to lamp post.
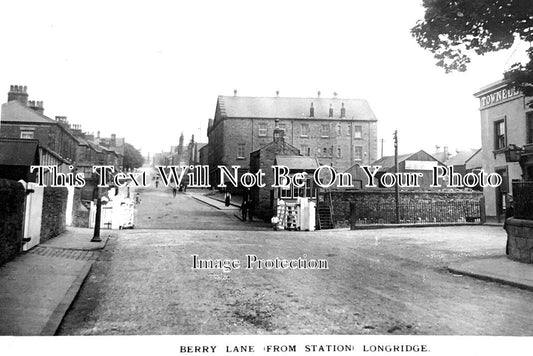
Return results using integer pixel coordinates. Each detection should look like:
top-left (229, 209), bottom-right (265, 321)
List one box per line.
top-left (394, 130), bottom-right (400, 224)
top-left (91, 187), bottom-right (102, 242)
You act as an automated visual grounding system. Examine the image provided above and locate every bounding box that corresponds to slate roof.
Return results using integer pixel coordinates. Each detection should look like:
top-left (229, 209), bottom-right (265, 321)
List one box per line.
top-left (465, 149), bottom-right (483, 170)
top-left (371, 153), bottom-right (413, 170)
top-left (217, 96), bottom-right (377, 121)
top-left (0, 138), bottom-right (39, 166)
top-left (275, 155), bottom-right (320, 170)
top-left (445, 149), bottom-right (480, 166)
top-left (1, 100), bottom-right (55, 124)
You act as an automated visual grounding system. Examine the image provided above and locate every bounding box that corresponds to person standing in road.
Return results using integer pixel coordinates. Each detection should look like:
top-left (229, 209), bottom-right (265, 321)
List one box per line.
top-left (172, 185), bottom-right (177, 197)
top-left (248, 198), bottom-right (254, 222)
top-left (240, 199), bottom-right (248, 221)
top-left (224, 190), bottom-right (231, 207)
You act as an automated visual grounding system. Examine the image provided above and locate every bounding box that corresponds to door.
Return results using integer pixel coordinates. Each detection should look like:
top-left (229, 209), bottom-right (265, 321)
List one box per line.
top-left (495, 167), bottom-right (508, 222)
top-left (21, 181), bottom-right (44, 251)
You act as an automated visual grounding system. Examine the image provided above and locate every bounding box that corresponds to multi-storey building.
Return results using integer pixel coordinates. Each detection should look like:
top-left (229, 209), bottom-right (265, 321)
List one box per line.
top-left (207, 92), bottom-right (378, 185)
top-left (1, 86), bottom-right (78, 164)
top-left (473, 79), bottom-right (533, 221)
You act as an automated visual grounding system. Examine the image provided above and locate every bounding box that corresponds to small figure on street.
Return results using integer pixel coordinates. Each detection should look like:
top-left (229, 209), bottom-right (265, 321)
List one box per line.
top-left (224, 190), bottom-right (231, 207)
top-left (155, 178), bottom-right (159, 188)
top-left (172, 186), bottom-right (177, 197)
top-left (247, 198), bottom-right (254, 222)
top-left (240, 199), bottom-right (248, 221)
top-left (134, 193), bottom-right (141, 205)
top-left (183, 182), bottom-right (187, 192)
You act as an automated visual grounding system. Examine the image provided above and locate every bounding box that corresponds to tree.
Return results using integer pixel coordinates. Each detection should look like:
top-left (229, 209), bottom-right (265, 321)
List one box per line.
top-left (412, 0), bottom-right (533, 100)
top-left (123, 143), bottom-right (144, 171)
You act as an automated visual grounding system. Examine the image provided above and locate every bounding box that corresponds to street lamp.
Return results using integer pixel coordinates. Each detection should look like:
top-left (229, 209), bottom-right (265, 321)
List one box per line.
top-left (91, 186), bottom-right (102, 242)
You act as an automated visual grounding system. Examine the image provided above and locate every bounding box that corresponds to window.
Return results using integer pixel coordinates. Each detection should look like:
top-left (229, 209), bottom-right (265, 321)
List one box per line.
top-left (354, 146), bottom-right (363, 161)
top-left (527, 112), bottom-right (533, 144)
top-left (237, 143), bottom-right (245, 158)
top-left (280, 185), bottom-right (292, 198)
top-left (494, 120), bottom-right (506, 150)
top-left (354, 125), bottom-right (362, 139)
top-left (301, 144), bottom-right (309, 156)
top-left (258, 123), bottom-right (267, 137)
top-left (321, 124), bottom-right (329, 137)
top-left (301, 123), bottom-right (309, 137)
top-left (336, 124), bottom-right (342, 136)
top-left (20, 131), bottom-right (34, 139)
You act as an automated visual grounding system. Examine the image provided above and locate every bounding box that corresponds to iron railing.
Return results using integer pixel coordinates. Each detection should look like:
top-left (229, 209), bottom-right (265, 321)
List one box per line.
top-left (352, 200), bottom-right (482, 225)
top-left (512, 181), bottom-right (533, 220)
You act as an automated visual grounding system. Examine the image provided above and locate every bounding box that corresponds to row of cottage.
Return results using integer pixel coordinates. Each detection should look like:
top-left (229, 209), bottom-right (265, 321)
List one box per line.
top-left (165, 83), bottom-right (531, 225)
top-left (0, 85), bottom-right (130, 265)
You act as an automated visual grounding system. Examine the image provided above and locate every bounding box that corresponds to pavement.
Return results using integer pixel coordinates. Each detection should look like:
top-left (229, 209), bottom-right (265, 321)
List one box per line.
top-left (449, 256), bottom-right (533, 292)
top-left (0, 227), bottom-right (111, 336)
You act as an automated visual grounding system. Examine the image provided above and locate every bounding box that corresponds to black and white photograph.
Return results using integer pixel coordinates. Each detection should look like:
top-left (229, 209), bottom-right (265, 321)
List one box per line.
top-left (0, 0), bottom-right (532, 355)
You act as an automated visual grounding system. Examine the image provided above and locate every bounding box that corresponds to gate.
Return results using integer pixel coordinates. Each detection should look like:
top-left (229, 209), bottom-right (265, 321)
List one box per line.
top-left (19, 180), bottom-right (44, 251)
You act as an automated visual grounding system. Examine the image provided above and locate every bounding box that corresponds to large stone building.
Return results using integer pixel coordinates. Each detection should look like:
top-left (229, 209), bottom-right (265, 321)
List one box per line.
top-left (473, 79), bottom-right (533, 221)
top-left (207, 92), bottom-right (378, 185)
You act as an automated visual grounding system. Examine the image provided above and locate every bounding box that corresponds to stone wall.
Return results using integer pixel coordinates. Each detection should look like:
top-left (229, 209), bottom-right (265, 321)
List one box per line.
top-left (40, 186), bottom-right (68, 242)
top-left (328, 189), bottom-right (484, 228)
top-left (0, 179), bottom-right (25, 266)
top-left (72, 187), bottom-right (90, 228)
top-left (505, 218), bottom-right (533, 264)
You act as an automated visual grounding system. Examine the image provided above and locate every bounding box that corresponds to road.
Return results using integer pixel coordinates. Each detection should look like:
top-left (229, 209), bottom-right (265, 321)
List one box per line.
top-left (58, 181), bottom-right (533, 335)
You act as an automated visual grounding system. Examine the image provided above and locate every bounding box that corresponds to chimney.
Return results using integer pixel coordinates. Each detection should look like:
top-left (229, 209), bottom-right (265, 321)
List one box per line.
top-left (7, 85), bottom-right (29, 106)
top-left (317, 90), bottom-right (321, 98)
top-left (329, 104), bottom-right (333, 118)
top-left (97, 131), bottom-right (100, 139)
top-left (273, 119), bottom-right (284, 143)
top-left (340, 103), bottom-right (345, 118)
top-left (310, 102), bottom-right (314, 117)
top-left (435, 145), bottom-right (440, 153)
top-left (333, 92), bottom-right (338, 98)
top-left (29, 100), bottom-right (45, 115)
top-left (276, 90), bottom-right (279, 97)
top-left (71, 124), bottom-right (83, 137)
top-left (111, 133), bottom-right (116, 147)
top-left (444, 145), bottom-right (449, 158)
top-left (234, 89), bottom-right (237, 96)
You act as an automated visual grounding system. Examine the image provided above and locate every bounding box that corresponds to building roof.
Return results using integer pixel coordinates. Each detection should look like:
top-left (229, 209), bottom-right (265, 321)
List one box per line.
top-left (0, 138), bottom-right (39, 166)
top-left (465, 148), bottom-right (483, 170)
top-left (275, 155), bottom-right (320, 170)
top-left (1, 100), bottom-right (56, 124)
top-left (473, 79), bottom-right (508, 97)
top-left (371, 153), bottom-right (413, 170)
top-left (217, 95), bottom-right (377, 121)
top-left (445, 149), bottom-right (480, 166)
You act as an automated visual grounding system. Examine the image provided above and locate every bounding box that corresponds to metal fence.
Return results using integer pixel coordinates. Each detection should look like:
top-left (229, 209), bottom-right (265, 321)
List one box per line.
top-left (351, 200), bottom-right (482, 225)
top-left (512, 181), bottom-right (533, 220)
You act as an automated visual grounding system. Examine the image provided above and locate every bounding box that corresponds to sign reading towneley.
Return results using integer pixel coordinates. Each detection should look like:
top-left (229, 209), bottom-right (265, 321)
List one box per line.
top-left (478, 86), bottom-right (521, 109)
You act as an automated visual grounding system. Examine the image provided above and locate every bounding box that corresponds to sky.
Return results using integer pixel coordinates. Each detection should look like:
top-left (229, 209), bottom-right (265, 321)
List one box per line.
top-left (0, 0), bottom-right (529, 158)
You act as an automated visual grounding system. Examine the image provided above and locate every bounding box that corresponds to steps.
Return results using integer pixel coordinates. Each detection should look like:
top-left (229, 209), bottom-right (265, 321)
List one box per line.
top-left (317, 203), bottom-right (333, 230)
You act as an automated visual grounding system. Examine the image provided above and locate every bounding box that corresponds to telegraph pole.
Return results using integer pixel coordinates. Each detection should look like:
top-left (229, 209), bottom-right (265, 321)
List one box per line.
top-left (394, 130), bottom-right (400, 224)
